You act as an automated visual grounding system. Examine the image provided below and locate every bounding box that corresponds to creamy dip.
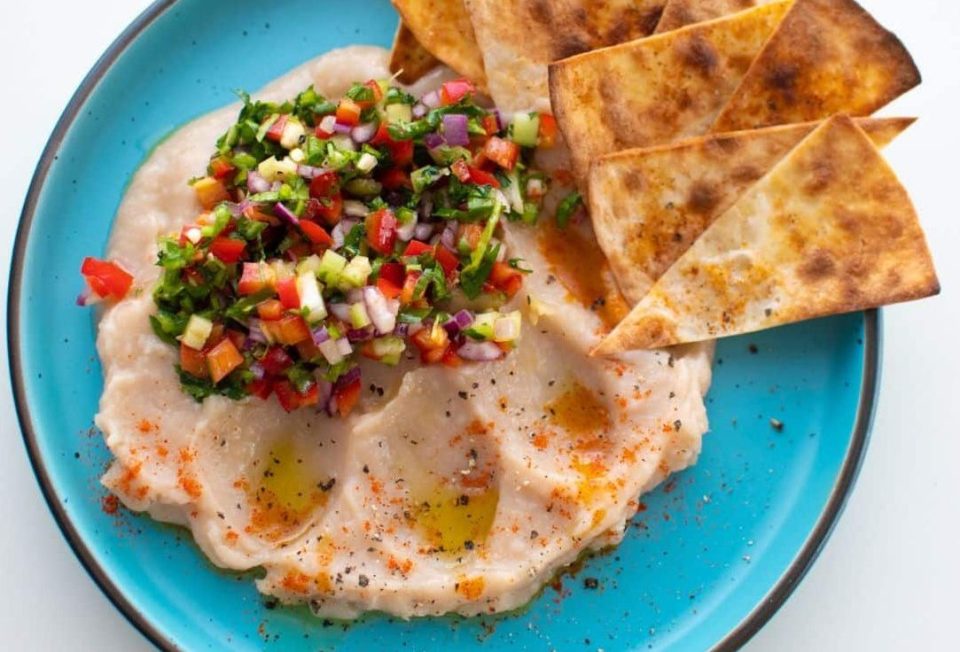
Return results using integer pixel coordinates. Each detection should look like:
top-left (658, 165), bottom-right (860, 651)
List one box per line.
top-left (95, 46), bottom-right (712, 618)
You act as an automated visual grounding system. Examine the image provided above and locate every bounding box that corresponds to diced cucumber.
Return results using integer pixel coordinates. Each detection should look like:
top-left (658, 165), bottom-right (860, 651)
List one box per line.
top-left (510, 112), bottom-right (540, 147)
top-left (348, 302), bottom-right (371, 329)
top-left (257, 156), bottom-right (297, 182)
top-left (385, 103), bottom-right (413, 124)
top-left (296, 254), bottom-right (323, 277)
top-left (464, 312), bottom-right (497, 341)
top-left (318, 250), bottom-right (348, 284)
top-left (296, 271), bottom-right (327, 323)
top-left (493, 311), bottom-right (522, 342)
top-left (356, 152), bottom-right (379, 173)
top-left (340, 256), bottom-right (372, 288)
top-left (181, 314), bottom-right (213, 350)
top-left (370, 336), bottom-right (406, 365)
top-left (344, 178), bottom-right (382, 197)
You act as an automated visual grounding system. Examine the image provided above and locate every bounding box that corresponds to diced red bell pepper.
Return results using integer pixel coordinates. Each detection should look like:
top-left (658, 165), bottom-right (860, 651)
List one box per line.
top-left (467, 166), bottom-right (500, 188)
top-left (262, 315), bottom-right (310, 345)
top-left (336, 99), bottom-right (362, 127)
top-left (265, 114), bottom-right (288, 143)
top-left (225, 329), bottom-right (246, 351)
top-left (376, 262), bottom-right (405, 300)
top-left (434, 245), bottom-right (460, 279)
top-left (386, 139), bottom-right (414, 167)
top-left (332, 377), bottom-right (362, 416)
top-left (399, 270), bottom-right (421, 305)
top-left (304, 194), bottom-right (343, 226)
top-left (260, 346), bottom-right (294, 375)
top-left (402, 240), bottom-right (433, 257)
top-left (179, 342), bottom-right (209, 379)
top-left (193, 176), bottom-right (230, 210)
top-left (411, 326), bottom-right (450, 364)
top-left (440, 78), bottom-right (475, 105)
top-left (365, 208), bottom-right (398, 255)
top-left (379, 167), bottom-right (411, 191)
top-left (299, 220), bottom-right (333, 246)
top-left (538, 113), bottom-right (558, 148)
top-left (276, 278), bottom-right (300, 310)
top-left (441, 347), bottom-right (463, 368)
top-left (237, 262), bottom-right (276, 295)
top-left (81, 257), bottom-right (133, 301)
top-left (309, 171), bottom-right (339, 198)
top-left (296, 337), bottom-right (322, 361)
top-left (489, 261), bottom-right (524, 298)
top-left (356, 80), bottom-right (383, 109)
top-left (482, 114), bottom-right (500, 136)
top-left (275, 380), bottom-right (320, 412)
top-left (209, 156), bottom-right (236, 180)
top-left (210, 237), bottom-right (246, 264)
top-left (247, 378), bottom-right (273, 400)
top-left (206, 338), bottom-right (244, 384)
top-left (483, 137), bottom-right (520, 171)
top-left (257, 299), bottom-right (284, 321)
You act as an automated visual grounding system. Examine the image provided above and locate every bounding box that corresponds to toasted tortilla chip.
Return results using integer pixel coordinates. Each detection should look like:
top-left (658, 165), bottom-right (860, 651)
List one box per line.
top-left (590, 117), bottom-right (915, 304)
top-left (712, 0), bottom-right (921, 131)
top-left (391, 0), bottom-right (487, 89)
top-left (595, 116), bottom-right (939, 354)
top-left (389, 22), bottom-right (441, 84)
top-left (465, 0), bottom-right (669, 113)
top-left (655, 0), bottom-right (779, 33)
top-left (548, 0), bottom-right (792, 184)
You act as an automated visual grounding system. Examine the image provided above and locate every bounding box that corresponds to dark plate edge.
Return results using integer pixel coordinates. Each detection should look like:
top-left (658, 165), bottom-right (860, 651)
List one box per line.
top-left (6, 1), bottom-right (881, 650)
top-left (712, 310), bottom-right (880, 651)
top-left (8, 1), bottom-right (178, 651)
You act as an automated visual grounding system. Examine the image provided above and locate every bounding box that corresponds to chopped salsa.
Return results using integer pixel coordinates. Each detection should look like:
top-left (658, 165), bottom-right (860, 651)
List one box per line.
top-left (82, 78), bottom-right (556, 414)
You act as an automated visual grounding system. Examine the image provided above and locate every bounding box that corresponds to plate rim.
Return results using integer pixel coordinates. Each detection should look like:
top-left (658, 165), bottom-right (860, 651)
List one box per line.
top-left (6, 1), bottom-right (880, 649)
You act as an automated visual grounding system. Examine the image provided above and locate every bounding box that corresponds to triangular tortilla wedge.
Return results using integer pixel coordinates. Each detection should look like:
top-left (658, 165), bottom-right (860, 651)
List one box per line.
top-left (548, 0), bottom-right (792, 184)
top-left (466, 0), bottom-right (669, 113)
top-left (655, 0), bottom-right (780, 33)
top-left (389, 22), bottom-right (441, 85)
top-left (589, 116), bottom-right (915, 304)
top-left (594, 115), bottom-right (939, 354)
top-left (712, 0), bottom-right (921, 132)
top-left (390, 0), bottom-right (488, 89)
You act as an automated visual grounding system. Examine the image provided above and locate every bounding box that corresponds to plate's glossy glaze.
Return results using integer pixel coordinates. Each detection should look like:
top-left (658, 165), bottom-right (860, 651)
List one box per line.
top-left (9, 1), bottom-right (878, 649)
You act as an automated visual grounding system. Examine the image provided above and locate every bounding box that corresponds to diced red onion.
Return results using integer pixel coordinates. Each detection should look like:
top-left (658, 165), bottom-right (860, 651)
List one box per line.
top-left (424, 132), bottom-right (445, 150)
top-left (346, 288), bottom-right (364, 304)
top-left (340, 217), bottom-right (359, 232)
top-left (412, 102), bottom-right (428, 118)
top-left (331, 223), bottom-right (345, 249)
top-left (336, 338), bottom-right (353, 356)
top-left (270, 181), bottom-right (282, 192)
top-left (393, 323), bottom-right (410, 337)
top-left (314, 379), bottom-right (333, 413)
top-left (421, 90), bottom-right (440, 108)
top-left (396, 214), bottom-right (417, 242)
top-left (408, 322), bottom-right (426, 336)
top-left (274, 202), bottom-right (300, 226)
top-left (440, 222), bottom-right (457, 250)
top-left (443, 309), bottom-right (474, 336)
top-left (318, 115), bottom-right (337, 135)
top-left (297, 164), bottom-right (329, 180)
top-left (442, 114), bottom-right (470, 146)
top-left (347, 327), bottom-right (375, 343)
top-left (319, 339), bottom-right (344, 365)
top-left (247, 319), bottom-right (268, 344)
top-left (343, 200), bottom-right (368, 217)
top-left (414, 222), bottom-right (435, 241)
top-left (458, 341), bottom-right (504, 361)
top-left (311, 326), bottom-right (330, 346)
top-left (363, 286), bottom-right (399, 335)
top-left (247, 171), bottom-right (270, 194)
top-left (338, 365), bottom-right (362, 386)
top-left (248, 361), bottom-right (265, 380)
top-left (351, 122), bottom-right (377, 144)
top-left (328, 303), bottom-right (351, 322)
top-left (333, 122), bottom-right (353, 135)
top-left (225, 200), bottom-right (251, 217)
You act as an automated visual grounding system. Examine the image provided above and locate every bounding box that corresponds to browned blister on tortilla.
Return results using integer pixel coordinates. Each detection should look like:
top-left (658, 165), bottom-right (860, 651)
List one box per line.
top-left (712, 0), bottom-right (921, 132)
top-left (548, 0), bottom-right (792, 184)
top-left (389, 22), bottom-right (442, 84)
top-left (466, 0), bottom-right (669, 113)
top-left (595, 115), bottom-right (939, 353)
top-left (655, 0), bottom-right (779, 33)
top-left (391, 0), bottom-right (487, 88)
top-left (589, 117), bottom-right (915, 304)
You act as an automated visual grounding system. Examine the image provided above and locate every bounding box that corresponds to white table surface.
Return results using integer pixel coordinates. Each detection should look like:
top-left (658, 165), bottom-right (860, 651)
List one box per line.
top-left (1, 1), bottom-right (957, 650)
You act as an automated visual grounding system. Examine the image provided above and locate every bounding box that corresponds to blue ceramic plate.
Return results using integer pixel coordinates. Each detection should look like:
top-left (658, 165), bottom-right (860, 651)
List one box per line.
top-left (9, 1), bottom-right (878, 650)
